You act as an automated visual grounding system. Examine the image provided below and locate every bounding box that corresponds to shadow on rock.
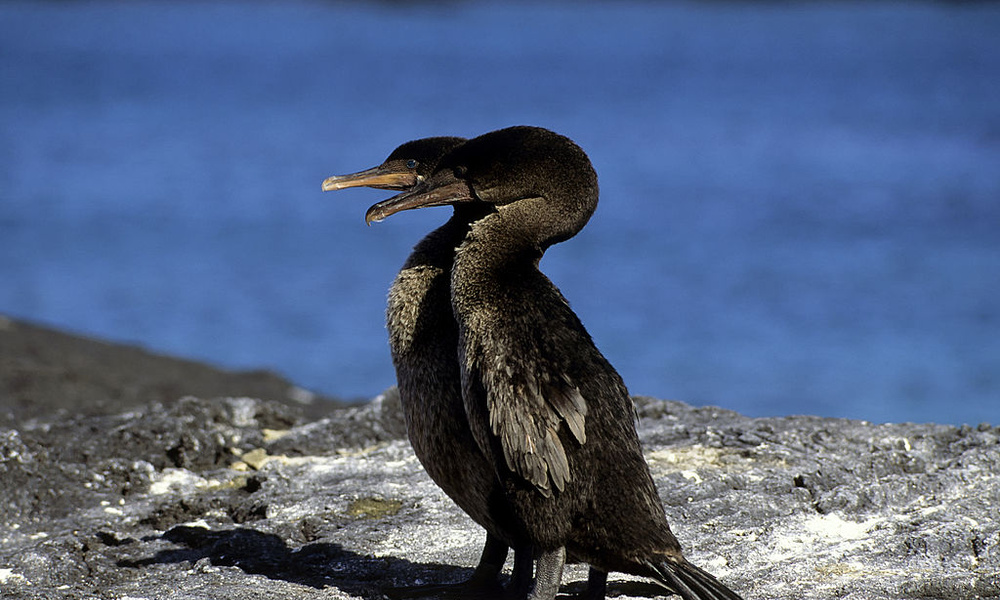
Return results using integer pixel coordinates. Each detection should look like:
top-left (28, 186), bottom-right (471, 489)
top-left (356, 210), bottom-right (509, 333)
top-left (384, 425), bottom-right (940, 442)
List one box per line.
top-left (119, 525), bottom-right (479, 599)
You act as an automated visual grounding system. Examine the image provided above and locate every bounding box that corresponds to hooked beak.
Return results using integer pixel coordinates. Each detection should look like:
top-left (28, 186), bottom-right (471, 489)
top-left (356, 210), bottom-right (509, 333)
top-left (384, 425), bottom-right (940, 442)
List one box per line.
top-left (321, 165), bottom-right (418, 192)
top-left (365, 172), bottom-right (475, 225)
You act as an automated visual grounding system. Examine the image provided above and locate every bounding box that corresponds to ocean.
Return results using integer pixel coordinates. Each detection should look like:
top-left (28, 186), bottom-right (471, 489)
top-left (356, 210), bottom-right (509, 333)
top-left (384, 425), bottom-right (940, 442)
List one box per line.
top-left (2, 0), bottom-right (998, 425)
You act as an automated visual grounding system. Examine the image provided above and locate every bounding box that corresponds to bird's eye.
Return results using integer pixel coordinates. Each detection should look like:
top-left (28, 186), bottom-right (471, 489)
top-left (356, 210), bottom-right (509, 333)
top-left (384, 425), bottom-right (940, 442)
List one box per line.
top-left (406, 159), bottom-right (417, 169)
top-left (454, 165), bottom-right (468, 177)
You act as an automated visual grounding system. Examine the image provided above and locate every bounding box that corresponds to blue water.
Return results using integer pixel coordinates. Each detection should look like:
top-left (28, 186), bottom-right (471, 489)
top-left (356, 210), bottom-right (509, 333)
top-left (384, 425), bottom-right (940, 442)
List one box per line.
top-left (2, 1), bottom-right (998, 425)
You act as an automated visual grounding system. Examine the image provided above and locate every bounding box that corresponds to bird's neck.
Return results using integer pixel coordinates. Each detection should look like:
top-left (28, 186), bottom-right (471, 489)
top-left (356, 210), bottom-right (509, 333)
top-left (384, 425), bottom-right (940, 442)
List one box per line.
top-left (403, 214), bottom-right (471, 271)
top-left (453, 211), bottom-right (543, 284)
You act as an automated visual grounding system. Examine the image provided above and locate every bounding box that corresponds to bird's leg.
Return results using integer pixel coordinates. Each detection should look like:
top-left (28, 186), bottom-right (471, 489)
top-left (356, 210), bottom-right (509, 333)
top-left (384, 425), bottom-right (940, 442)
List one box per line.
top-left (505, 545), bottom-right (534, 598)
top-left (467, 533), bottom-right (510, 586)
top-left (581, 568), bottom-right (607, 600)
top-left (527, 547), bottom-right (565, 600)
top-left (386, 534), bottom-right (507, 598)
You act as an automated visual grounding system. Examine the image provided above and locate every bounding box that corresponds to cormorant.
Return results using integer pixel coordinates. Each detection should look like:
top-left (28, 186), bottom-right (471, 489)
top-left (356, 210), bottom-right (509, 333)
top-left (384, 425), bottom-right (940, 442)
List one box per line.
top-left (364, 126), bottom-right (746, 600)
top-left (323, 138), bottom-right (536, 596)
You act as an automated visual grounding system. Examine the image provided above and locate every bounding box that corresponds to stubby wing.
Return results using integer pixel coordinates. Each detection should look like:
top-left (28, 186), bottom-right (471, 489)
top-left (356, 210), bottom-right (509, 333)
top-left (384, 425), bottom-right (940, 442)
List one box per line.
top-left (463, 324), bottom-right (588, 498)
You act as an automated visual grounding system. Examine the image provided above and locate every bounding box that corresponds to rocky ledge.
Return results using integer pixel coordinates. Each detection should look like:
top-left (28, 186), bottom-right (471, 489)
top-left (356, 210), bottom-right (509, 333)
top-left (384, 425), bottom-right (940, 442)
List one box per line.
top-left (1, 321), bottom-right (998, 599)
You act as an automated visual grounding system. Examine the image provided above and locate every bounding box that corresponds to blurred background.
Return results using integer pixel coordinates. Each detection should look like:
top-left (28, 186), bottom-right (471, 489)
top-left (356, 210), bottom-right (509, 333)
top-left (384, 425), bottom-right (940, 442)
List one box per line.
top-left (1, 1), bottom-right (998, 425)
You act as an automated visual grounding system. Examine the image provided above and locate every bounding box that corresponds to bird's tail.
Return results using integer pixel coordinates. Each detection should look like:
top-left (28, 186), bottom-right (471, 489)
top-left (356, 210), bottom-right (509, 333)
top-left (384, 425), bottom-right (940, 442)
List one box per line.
top-left (643, 557), bottom-right (745, 600)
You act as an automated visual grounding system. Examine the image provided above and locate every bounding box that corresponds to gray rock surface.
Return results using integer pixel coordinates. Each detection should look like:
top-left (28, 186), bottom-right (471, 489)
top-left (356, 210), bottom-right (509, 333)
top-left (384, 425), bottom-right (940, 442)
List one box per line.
top-left (1, 319), bottom-right (998, 599)
top-left (2, 392), bottom-right (998, 600)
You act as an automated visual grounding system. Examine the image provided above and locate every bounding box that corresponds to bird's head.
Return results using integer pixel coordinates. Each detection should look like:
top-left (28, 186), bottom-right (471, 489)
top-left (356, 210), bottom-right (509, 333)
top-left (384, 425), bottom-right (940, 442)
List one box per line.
top-left (321, 136), bottom-right (466, 193)
top-left (365, 126), bottom-right (598, 248)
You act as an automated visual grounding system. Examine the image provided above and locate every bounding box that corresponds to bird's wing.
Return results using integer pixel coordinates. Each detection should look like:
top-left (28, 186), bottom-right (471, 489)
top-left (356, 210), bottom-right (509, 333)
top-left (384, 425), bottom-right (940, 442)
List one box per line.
top-left (460, 296), bottom-right (588, 498)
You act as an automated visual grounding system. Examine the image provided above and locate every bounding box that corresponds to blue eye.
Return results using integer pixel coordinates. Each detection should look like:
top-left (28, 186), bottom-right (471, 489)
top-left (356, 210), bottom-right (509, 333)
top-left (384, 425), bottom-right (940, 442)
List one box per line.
top-left (406, 159), bottom-right (417, 169)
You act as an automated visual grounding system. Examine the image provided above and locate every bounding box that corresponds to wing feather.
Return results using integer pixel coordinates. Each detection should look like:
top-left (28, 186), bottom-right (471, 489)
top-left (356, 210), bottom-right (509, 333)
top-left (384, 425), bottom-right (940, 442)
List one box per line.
top-left (467, 340), bottom-right (587, 497)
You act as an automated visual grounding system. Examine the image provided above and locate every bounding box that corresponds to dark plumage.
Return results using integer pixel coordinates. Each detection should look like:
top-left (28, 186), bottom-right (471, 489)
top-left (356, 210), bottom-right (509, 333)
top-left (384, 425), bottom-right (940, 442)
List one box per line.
top-left (366, 126), bottom-right (745, 600)
top-left (323, 138), bottom-right (535, 595)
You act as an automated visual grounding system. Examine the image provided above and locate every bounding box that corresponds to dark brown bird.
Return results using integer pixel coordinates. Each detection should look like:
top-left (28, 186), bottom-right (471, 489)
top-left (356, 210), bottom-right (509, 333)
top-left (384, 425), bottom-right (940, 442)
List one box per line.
top-left (365, 126), bottom-right (745, 600)
top-left (323, 137), bottom-right (535, 596)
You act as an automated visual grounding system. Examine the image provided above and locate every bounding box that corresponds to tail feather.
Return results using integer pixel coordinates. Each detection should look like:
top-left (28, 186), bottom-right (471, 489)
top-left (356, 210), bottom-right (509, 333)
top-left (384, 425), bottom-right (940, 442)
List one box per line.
top-left (645, 558), bottom-right (745, 600)
top-left (647, 563), bottom-right (702, 600)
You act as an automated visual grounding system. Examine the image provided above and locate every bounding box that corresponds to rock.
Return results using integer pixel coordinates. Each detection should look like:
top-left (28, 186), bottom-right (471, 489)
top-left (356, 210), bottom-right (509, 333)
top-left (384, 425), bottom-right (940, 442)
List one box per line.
top-left (0, 317), bottom-right (344, 425)
top-left (1, 393), bottom-right (998, 600)
top-left (0, 319), bottom-right (997, 598)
